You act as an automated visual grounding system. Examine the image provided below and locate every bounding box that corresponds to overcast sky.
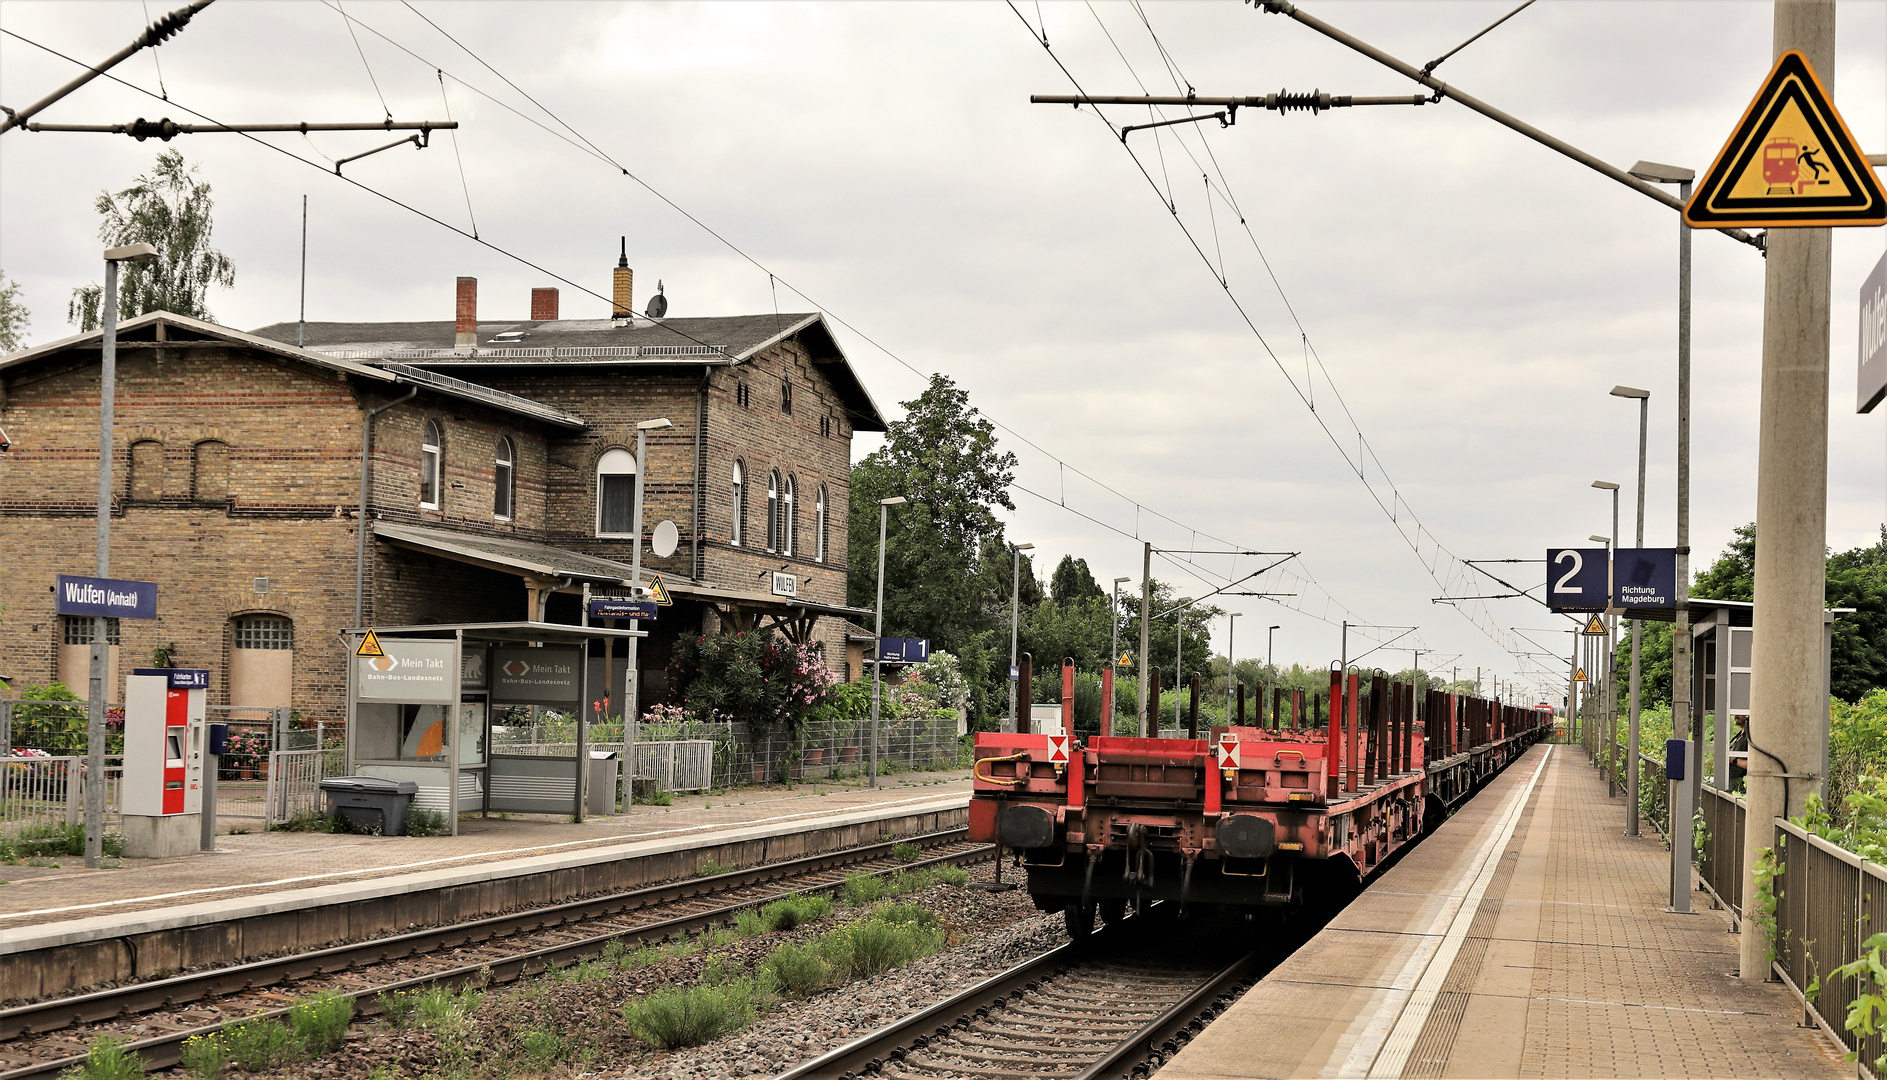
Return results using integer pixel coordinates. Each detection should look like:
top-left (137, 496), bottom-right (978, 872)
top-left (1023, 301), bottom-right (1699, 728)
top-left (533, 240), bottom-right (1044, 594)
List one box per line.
top-left (3, 1), bottom-right (1886, 698)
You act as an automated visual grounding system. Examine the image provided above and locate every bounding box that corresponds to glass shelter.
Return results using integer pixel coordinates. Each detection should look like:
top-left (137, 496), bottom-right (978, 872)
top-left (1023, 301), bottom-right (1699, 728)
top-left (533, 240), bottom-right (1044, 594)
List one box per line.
top-left (342, 621), bottom-right (644, 835)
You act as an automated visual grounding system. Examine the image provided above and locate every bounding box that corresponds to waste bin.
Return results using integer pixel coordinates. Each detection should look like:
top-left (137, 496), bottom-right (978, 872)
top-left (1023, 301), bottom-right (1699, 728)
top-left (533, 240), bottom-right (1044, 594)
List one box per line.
top-left (320, 776), bottom-right (420, 836)
top-left (589, 751), bottom-right (619, 817)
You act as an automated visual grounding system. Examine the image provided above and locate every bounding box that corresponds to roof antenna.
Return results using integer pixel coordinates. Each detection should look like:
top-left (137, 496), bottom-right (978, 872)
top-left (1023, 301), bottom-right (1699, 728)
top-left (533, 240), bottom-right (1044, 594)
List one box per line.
top-left (618, 236), bottom-right (628, 268)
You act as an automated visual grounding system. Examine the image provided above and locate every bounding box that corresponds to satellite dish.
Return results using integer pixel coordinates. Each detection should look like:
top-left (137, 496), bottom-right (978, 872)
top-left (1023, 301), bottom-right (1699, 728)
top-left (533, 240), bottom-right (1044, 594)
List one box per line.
top-left (652, 520), bottom-right (680, 558)
top-left (646, 280), bottom-right (667, 319)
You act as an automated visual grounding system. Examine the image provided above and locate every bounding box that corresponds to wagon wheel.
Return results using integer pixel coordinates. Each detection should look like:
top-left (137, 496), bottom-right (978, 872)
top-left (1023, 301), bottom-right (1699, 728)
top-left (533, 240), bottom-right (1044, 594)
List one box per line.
top-left (1064, 902), bottom-right (1095, 938)
top-left (1099, 898), bottom-right (1127, 925)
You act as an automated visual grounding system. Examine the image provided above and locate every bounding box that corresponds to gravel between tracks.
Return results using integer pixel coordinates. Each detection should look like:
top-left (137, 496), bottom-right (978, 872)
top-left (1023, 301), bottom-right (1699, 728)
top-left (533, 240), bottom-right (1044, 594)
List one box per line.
top-left (246, 862), bottom-right (1050, 1080)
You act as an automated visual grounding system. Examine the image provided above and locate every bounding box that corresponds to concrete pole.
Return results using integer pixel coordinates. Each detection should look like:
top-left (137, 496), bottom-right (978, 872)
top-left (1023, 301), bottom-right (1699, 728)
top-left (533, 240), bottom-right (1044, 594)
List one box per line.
top-left (1741, 0), bottom-right (1835, 981)
top-left (1139, 543), bottom-right (1151, 734)
top-left (1672, 172), bottom-right (1696, 849)
top-left (85, 257), bottom-right (122, 870)
top-left (627, 428), bottom-right (647, 757)
top-left (1225, 613), bottom-right (1239, 723)
top-left (871, 502), bottom-right (889, 788)
top-left (1607, 496), bottom-right (1619, 797)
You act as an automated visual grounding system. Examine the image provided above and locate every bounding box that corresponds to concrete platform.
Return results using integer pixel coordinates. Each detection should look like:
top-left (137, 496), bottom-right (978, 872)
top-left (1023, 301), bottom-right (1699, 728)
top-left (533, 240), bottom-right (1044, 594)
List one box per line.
top-left (1162, 744), bottom-right (1846, 1080)
top-left (0, 773), bottom-right (969, 1000)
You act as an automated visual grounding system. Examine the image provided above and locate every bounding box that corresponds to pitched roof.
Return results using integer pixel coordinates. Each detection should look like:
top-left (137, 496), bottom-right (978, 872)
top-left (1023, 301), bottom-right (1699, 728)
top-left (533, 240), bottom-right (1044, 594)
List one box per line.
top-left (249, 311), bottom-right (887, 431)
top-left (0, 311), bottom-right (585, 429)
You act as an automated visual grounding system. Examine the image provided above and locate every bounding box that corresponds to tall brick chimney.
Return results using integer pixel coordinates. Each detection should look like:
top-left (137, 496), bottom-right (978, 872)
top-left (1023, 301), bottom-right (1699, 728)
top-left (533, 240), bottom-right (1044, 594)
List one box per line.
top-left (531, 287), bottom-right (559, 321)
top-left (455, 276), bottom-right (478, 349)
top-left (612, 237), bottom-right (633, 320)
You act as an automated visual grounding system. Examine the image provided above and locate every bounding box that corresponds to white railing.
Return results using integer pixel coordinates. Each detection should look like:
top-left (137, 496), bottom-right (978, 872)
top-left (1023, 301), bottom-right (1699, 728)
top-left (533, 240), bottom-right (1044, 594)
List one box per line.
top-left (265, 748), bottom-right (345, 826)
top-left (1, 754), bottom-right (122, 840)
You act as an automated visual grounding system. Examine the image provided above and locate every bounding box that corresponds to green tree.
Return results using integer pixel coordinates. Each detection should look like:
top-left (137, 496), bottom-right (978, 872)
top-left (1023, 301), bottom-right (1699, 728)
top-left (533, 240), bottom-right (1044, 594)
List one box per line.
top-left (1118, 580), bottom-right (1221, 692)
top-left (0, 270), bottom-right (29, 352)
top-left (1049, 555), bottom-right (1105, 605)
top-left (68, 149), bottom-right (235, 330)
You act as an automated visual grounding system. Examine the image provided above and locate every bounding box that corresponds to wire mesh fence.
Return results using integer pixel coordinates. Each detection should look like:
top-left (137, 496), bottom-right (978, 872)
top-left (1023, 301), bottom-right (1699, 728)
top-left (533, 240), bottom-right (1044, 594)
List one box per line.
top-left (0, 754), bottom-right (122, 841)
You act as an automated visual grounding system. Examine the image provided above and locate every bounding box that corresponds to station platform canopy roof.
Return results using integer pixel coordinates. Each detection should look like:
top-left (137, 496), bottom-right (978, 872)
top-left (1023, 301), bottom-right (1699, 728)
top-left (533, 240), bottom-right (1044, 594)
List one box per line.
top-left (341, 621), bottom-right (643, 642)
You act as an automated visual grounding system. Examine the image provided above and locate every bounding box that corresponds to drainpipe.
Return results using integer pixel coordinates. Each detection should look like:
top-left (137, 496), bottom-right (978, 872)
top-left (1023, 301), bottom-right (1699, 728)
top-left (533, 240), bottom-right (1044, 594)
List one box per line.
top-left (693, 366), bottom-right (709, 582)
top-left (355, 384), bottom-right (418, 626)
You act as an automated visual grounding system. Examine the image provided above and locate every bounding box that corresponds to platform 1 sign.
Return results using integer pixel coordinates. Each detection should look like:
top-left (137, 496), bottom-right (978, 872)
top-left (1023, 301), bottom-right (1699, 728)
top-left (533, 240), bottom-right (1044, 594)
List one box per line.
top-left (1684, 50), bottom-right (1886, 228)
top-left (1546, 548), bottom-right (1609, 612)
top-left (876, 637), bottom-right (931, 664)
top-left (54, 574), bottom-right (157, 620)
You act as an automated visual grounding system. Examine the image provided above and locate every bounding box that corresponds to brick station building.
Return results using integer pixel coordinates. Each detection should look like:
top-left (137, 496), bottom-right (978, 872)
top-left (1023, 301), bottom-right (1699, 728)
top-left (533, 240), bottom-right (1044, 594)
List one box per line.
top-left (0, 257), bottom-right (885, 724)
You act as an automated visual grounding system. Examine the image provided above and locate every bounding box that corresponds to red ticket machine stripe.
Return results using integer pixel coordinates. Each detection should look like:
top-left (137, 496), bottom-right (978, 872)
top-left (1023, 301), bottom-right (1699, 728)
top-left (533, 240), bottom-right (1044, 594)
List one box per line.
top-left (163, 689), bottom-right (187, 815)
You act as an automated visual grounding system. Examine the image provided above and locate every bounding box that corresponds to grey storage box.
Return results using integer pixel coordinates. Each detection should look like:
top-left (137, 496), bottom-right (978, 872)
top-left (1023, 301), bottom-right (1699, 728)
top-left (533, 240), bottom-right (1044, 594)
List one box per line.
top-left (589, 751), bottom-right (619, 817)
top-left (320, 776), bottom-right (420, 835)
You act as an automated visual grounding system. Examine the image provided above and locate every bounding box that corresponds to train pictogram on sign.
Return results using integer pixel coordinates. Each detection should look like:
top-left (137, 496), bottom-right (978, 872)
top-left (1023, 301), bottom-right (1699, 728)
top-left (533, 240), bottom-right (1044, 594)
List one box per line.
top-left (355, 630), bottom-right (385, 658)
top-left (1685, 50), bottom-right (1886, 227)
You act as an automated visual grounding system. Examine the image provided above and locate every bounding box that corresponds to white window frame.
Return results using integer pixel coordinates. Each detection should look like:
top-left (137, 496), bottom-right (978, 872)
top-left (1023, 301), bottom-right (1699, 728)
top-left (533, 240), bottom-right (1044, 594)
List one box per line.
top-left (782, 475), bottom-right (796, 557)
top-left (596, 447), bottom-right (637, 538)
top-left (732, 460), bottom-right (746, 546)
top-left (815, 485), bottom-right (828, 563)
top-left (419, 420), bottom-right (443, 510)
top-left (766, 469), bottom-right (781, 553)
top-left (494, 437), bottom-right (515, 521)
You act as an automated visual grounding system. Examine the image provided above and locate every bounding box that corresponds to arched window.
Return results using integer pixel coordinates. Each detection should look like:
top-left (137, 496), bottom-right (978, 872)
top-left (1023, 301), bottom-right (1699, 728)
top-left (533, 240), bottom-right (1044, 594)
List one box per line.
top-left (596, 448), bottom-right (636, 537)
top-left (419, 420), bottom-right (443, 509)
top-left (192, 440), bottom-right (229, 502)
top-left (493, 437), bottom-right (515, 520)
top-left (765, 470), bottom-right (781, 553)
top-left (732, 460), bottom-right (746, 546)
top-left (782, 475), bottom-right (797, 557)
top-left (130, 440), bottom-right (164, 500)
top-left (815, 485), bottom-right (828, 563)
top-left (230, 616), bottom-right (294, 710)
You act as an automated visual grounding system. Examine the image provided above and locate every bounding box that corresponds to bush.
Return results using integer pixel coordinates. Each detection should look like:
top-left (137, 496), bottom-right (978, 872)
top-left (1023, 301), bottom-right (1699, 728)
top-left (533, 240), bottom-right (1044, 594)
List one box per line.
top-left (734, 909), bottom-right (768, 938)
top-left (623, 981), bottom-right (759, 1049)
top-left (178, 1033), bottom-right (226, 1079)
top-left (403, 809), bottom-right (449, 837)
top-left (761, 943), bottom-right (832, 996)
top-left (221, 1018), bottom-right (303, 1071)
top-left (761, 894), bottom-right (832, 931)
top-left (375, 989), bottom-right (420, 1028)
top-left (413, 986), bottom-right (480, 1031)
top-left (61, 1036), bottom-right (144, 1080)
top-left (519, 1028), bottom-right (566, 1068)
top-left (287, 989), bottom-right (354, 1053)
top-left (816, 917), bottom-right (943, 979)
top-left (840, 873), bottom-right (886, 907)
top-left (871, 902), bottom-right (939, 929)
top-left (891, 842), bottom-right (921, 863)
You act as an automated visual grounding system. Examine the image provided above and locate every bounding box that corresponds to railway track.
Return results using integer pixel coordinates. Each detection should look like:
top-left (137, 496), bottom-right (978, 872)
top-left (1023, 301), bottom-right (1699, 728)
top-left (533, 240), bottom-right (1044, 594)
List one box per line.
top-left (778, 910), bottom-right (1279, 1080)
top-left (0, 829), bottom-right (989, 1080)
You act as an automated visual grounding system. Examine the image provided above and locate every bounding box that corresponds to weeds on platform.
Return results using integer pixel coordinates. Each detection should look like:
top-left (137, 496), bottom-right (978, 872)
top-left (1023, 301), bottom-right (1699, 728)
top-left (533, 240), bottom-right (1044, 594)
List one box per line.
top-left (60, 1035), bottom-right (143, 1080)
top-left (404, 809), bottom-right (450, 837)
top-left (1, 823), bottom-right (123, 862)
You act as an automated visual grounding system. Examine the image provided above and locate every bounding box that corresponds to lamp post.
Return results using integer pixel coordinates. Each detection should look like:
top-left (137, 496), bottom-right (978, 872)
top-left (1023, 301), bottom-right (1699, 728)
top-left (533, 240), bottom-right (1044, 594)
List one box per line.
top-left (1590, 510), bottom-right (1617, 797)
top-left (1611, 386), bottom-right (1651, 835)
top-left (1008, 542), bottom-right (1034, 731)
top-left (625, 418), bottom-right (672, 767)
top-left (1225, 612), bottom-right (1241, 722)
top-left (1267, 625), bottom-right (1280, 667)
top-left (871, 496), bottom-right (907, 788)
top-left (1629, 159), bottom-right (1698, 914)
top-left (85, 241), bottom-right (157, 869)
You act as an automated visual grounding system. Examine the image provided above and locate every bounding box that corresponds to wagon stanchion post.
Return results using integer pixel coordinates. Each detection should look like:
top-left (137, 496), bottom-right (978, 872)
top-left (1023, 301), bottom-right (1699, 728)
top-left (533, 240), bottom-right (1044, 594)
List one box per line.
top-left (1187, 675), bottom-right (1200, 740)
top-left (1100, 662), bottom-right (1115, 738)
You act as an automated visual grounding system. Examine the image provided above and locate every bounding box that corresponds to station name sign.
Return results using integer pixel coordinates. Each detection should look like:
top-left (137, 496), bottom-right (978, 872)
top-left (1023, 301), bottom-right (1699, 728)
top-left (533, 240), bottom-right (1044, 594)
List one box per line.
top-left (55, 574), bottom-right (157, 620)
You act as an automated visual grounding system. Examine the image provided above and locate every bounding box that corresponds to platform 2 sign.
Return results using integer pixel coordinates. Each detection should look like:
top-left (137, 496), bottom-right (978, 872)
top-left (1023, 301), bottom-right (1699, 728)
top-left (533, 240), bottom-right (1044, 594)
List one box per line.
top-left (55, 574), bottom-right (157, 620)
top-left (1546, 549), bottom-right (1609, 612)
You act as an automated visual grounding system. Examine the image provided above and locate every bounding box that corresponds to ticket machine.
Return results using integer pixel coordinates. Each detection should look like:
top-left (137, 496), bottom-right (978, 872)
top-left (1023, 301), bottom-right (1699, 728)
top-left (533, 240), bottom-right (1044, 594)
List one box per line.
top-left (123, 668), bottom-right (207, 857)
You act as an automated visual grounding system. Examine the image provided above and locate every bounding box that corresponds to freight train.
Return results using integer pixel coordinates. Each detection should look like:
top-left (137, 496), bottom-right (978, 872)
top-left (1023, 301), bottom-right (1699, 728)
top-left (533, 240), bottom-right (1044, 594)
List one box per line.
top-left (968, 661), bottom-right (1548, 933)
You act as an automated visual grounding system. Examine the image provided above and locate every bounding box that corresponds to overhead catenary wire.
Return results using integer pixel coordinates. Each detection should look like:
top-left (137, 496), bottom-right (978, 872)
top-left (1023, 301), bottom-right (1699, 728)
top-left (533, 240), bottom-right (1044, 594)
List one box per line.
top-left (1011, 2), bottom-right (1544, 687)
top-left (336, 0), bottom-right (392, 121)
top-left (435, 70), bottom-right (476, 239)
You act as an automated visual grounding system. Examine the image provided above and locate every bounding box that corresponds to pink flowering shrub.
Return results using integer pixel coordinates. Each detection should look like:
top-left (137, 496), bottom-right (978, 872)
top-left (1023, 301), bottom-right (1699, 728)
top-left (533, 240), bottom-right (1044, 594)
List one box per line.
top-left (666, 632), bottom-right (838, 742)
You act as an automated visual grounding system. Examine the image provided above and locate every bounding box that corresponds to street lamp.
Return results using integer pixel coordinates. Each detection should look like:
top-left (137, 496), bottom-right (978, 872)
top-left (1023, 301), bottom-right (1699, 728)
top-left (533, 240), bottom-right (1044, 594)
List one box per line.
top-left (1267, 625), bottom-right (1281, 667)
top-left (1225, 612), bottom-right (1241, 723)
top-left (870, 496), bottom-right (907, 788)
top-left (1630, 158), bottom-right (1697, 912)
top-left (1611, 386), bottom-right (1651, 835)
top-left (1008, 542), bottom-right (1034, 731)
top-left (623, 417), bottom-right (672, 767)
top-left (1111, 577), bottom-right (1131, 735)
top-left (84, 241), bottom-right (156, 869)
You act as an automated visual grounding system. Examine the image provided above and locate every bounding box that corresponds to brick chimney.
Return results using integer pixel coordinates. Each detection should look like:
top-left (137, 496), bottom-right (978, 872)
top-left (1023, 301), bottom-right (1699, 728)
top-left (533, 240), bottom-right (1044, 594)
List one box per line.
top-left (455, 276), bottom-right (478, 349)
top-left (531, 287), bottom-right (559, 321)
top-left (612, 237), bottom-right (633, 320)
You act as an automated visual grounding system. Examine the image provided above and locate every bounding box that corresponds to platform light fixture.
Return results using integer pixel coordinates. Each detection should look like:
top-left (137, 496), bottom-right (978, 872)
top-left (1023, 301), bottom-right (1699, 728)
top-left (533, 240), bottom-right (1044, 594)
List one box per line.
top-left (1609, 386), bottom-right (1651, 835)
top-left (621, 416), bottom-right (673, 752)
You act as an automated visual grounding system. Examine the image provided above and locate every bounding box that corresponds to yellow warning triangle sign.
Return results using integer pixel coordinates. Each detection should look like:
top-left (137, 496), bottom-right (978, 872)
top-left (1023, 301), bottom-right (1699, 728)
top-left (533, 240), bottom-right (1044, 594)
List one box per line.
top-left (355, 629), bottom-right (385, 658)
top-left (1583, 614), bottom-right (1607, 635)
top-left (644, 573), bottom-right (673, 607)
top-left (1574, 667), bottom-right (1588, 683)
top-left (1685, 50), bottom-right (1887, 228)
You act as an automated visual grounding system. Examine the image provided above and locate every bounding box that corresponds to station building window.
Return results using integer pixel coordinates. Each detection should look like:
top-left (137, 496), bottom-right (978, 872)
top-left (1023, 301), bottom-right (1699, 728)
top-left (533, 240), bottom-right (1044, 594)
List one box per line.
top-left (732, 460), bottom-right (747, 546)
top-left (57, 616), bottom-right (120, 698)
top-left (596, 447), bottom-right (636, 537)
top-left (815, 484), bottom-right (828, 563)
top-left (781, 379), bottom-right (793, 415)
top-left (494, 437), bottom-right (515, 521)
top-left (129, 440), bottom-right (164, 500)
top-left (419, 420), bottom-right (443, 510)
top-left (193, 440), bottom-right (229, 502)
top-left (782, 474), bottom-right (797, 557)
top-left (230, 616), bottom-right (294, 710)
top-left (766, 469), bottom-right (781, 553)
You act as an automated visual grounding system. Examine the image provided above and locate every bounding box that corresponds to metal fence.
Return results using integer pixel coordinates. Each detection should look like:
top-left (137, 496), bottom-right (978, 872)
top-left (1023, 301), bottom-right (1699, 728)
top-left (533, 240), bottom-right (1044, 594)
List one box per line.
top-left (1, 754), bottom-right (122, 841)
top-left (265, 748), bottom-right (346, 825)
top-left (1699, 784), bottom-right (1746, 916)
top-left (1771, 817), bottom-right (1886, 1073)
top-left (632, 741), bottom-right (714, 793)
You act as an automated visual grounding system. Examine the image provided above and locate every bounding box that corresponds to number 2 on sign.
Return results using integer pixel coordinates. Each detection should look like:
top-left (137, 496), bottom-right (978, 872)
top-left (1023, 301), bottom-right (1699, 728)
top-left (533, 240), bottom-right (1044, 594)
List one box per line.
top-left (1554, 549), bottom-right (1584, 594)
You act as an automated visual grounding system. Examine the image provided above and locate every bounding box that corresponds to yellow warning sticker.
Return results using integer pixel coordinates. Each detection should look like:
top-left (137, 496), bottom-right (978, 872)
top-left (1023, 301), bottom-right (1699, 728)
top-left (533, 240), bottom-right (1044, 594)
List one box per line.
top-left (1685, 50), bottom-right (1887, 227)
top-left (645, 574), bottom-right (673, 607)
top-left (1574, 667), bottom-right (1588, 683)
top-left (355, 629), bottom-right (385, 658)
top-left (1583, 614), bottom-right (1607, 635)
